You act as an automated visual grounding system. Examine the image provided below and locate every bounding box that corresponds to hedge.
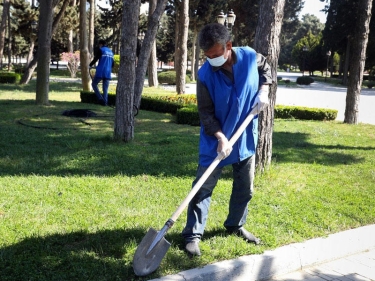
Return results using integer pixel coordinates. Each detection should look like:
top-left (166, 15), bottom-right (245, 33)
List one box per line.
top-left (0, 72), bottom-right (21, 83)
top-left (158, 70), bottom-right (191, 85)
top-left (80, 91), bottom-right (116, 106)
top-left (275, 105), bottom-right (337, 121)
top-left (296, 76), bottom-right (314, 85)
top-left (140, 96), bottom-right (184, 114)
top-left (80, 92), bottom-right (338, 124)
top-left (176, 106), bottom-right (201, 126)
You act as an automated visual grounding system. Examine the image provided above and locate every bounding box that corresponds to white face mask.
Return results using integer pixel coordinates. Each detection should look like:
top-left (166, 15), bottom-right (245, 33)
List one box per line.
top-left (206, 49), bottom-right (228, 67)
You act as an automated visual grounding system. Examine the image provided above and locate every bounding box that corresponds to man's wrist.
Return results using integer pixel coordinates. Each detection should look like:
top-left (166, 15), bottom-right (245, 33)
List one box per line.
top-left (215, 132), bottom-right (226, 141)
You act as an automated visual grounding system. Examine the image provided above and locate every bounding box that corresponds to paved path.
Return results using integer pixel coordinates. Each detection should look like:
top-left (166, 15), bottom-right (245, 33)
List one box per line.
top-left (269, 249), bottom-right (375, 281)
top-left (150, 225), bottom-right (375, 281)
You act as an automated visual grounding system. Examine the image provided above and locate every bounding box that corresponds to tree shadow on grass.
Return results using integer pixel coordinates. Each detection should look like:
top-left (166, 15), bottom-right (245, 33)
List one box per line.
top-left (272, 131), bottom-right (371, 165)
top-left (0, 80), bottom-right (81, 93)
top-left (0, 226), bottom-right (220, 281)
top-left (0, 227), bottom-right (189, 281)
top-left (0, 99), bottom-right (372, 178)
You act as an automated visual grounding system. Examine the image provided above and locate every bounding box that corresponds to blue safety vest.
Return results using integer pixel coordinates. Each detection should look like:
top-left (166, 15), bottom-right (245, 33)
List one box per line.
top-left (95, 46), bottom-right (113, 79)
top-left (197, 47), bottom-right (259, 167)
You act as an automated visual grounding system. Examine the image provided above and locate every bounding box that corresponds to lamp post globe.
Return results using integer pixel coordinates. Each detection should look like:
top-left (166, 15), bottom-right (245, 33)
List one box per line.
top-left (217, 10), bottom-right (226, 25)
top-left (31, 21), bottom-right (38, 32)
top-left (138, 32), bottom-right (145, 46)
top-left (217, 9), bottom-right (236, 32)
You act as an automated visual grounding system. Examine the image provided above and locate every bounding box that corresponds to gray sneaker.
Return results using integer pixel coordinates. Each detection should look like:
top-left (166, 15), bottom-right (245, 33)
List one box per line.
top-left (229, 227), bottom-right (261, 245)
top-left (185, 239), bottom-right (201, 256)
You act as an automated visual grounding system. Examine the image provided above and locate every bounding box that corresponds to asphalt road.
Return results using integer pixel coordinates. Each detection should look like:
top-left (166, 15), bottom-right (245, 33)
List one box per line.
top-left (276, 72), bottom-right (375, 125)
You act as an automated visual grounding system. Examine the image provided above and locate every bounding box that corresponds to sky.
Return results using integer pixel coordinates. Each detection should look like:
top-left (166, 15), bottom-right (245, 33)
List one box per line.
top-left (300, 0), bottom-right (328, 23)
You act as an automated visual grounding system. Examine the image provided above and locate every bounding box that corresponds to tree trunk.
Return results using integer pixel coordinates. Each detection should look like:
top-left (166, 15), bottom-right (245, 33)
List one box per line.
top-left (68, 30), bottom-right (74, 53)
top-left (52, 0), bottom-right (70, 35)
top-left (174, 2), bottom-right (181, 77)
top-left (195, 39), bottom-right (200, 81)
top-left (35, 0), bottom-right (54, 105)
top-left (343, 39), bottom-right (350, 85)
top-left (0, 0), bottom-right (10, 69)
top-left (148, 42), bottom-right (158, 86)
top-left (7, 4), bottom-right (11, 71)
top-left (68, 0), bottom-right (77, 53)
top-left (175, 0), bottom-right (189, 94)
top-left (190, 29), bottom-right (197, 82)
top-left (344, 0), bottom-right (373, 124)
top-left (114, 0), bottom-right (140, 142)
top-left (147, 0), bottom-right (158, 87)
top-left (133, 0), bottom-right (168, 107)
top-left (20, 0), bottom-right (68, 87)
top-left (254, 0), bottom-right (285, 172)
top-left (80, 0), bottom-right (91, 91)
top-left (114, 0), bottom-right (168, 142)
top-left (89, 0), bottom-right (95, 57)
top-left (20, 56), bottom-right (38, 84)
top-left (26, 40), bottom-right (35, 66)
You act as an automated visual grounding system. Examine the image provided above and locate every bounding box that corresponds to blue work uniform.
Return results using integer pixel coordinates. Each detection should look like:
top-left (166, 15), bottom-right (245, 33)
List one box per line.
top-left (198, 47), bottom-right (260, 167)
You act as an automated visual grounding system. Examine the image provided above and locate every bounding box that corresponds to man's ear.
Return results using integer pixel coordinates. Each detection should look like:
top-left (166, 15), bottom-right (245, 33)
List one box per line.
top-left (226, 41), bottom-right (232, 50)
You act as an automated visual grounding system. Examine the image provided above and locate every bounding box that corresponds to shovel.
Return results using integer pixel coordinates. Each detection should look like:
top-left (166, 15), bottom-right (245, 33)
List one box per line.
top-left (133, 106), bottom-right (259, 276)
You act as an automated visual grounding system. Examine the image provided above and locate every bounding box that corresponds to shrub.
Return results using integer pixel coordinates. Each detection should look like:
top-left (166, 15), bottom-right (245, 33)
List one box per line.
top-left (145, 94), bottom-right (196, 106)
top-left (296, 76), bottom-right (314, 85)
top-left (140, 96), bottom-right (183, 114)
top-left (176, 105), bottom-right (200, 126)
top-left (0, 72), bottom-right (21, 83)
top-left (367, 82), bottom-right (374, 89)
top-left (80, 91), bottom-right (116, 106)
top-left (113, 55), bottom-right (120, 74)
top-left (158, 70), bottom-right (191, 85)
top-left (275, 105), bottom-right (337, 121)
top-left (60, 51), bottom-right (80, 78)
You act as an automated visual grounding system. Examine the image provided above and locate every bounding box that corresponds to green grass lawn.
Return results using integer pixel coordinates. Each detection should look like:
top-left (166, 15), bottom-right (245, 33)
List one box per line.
top-left (0, 80), bottom-right (374, 280)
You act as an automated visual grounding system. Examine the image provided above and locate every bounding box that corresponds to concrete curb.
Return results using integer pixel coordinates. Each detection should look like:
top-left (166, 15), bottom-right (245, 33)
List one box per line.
top-left (149, 224), bottom-right (375, 281)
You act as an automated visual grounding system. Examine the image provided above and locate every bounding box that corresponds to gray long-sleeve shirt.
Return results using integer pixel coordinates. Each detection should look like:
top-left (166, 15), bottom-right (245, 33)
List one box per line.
top-left (197, 50), bottom-right (273, 136)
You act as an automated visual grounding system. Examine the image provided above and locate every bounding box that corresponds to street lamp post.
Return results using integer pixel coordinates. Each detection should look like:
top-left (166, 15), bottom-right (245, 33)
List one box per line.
top-left (325, 50), bottom-right (331, 82)
top-left (136, 32), bottom-right (145, 65)
top-left (302, 45), bottom-right (308, 76)
top-left (217, 9), bottom-right (236, 32)
top-left (31, 21), bottom-right (38, 33)
top-left (113, 42), bottom-right (118, 54)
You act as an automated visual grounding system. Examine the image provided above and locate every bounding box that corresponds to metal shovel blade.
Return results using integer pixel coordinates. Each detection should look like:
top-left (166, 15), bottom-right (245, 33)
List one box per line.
top-left (133, 228), bottom-right (171, 276)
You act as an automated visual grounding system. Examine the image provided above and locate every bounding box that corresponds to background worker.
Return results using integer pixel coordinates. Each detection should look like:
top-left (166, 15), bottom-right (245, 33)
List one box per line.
top-left (89, 39), bottom-right (114, 106)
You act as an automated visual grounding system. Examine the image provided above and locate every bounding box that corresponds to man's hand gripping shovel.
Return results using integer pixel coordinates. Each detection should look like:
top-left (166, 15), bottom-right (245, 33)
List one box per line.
top-left (132, 106), bottom-right (259, 276)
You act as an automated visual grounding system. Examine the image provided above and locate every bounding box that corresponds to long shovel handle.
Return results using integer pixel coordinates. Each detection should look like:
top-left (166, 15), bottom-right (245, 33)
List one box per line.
top-left (170, 106), bottom-right (258, 222)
